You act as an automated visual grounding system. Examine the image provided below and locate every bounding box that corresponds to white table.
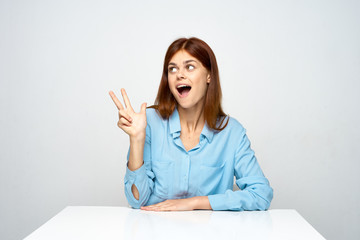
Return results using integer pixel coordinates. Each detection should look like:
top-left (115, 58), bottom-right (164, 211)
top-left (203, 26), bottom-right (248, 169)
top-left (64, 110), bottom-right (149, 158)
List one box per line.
top-left (24, 206), bottom-right (325, 240)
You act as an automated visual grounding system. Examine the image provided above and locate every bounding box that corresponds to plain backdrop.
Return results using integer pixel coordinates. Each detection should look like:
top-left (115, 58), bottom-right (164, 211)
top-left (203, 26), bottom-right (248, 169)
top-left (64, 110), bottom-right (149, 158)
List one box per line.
top-left (1, 0), bottom-right (359, 239)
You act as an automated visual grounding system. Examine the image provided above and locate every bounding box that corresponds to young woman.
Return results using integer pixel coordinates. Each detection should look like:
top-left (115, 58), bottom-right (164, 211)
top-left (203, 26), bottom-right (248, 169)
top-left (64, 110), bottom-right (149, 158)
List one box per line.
top-left (109, 37), bottom-right (273, 211)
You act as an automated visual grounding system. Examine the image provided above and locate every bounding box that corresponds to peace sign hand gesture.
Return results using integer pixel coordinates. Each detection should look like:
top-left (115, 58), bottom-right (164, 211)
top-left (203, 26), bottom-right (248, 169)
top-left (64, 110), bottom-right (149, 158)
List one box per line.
top-left (109, 89), bottom-right (147, 141)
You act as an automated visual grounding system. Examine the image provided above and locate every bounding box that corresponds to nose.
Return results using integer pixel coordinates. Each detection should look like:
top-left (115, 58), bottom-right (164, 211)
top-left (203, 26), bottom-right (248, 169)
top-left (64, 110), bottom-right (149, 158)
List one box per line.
top-left (176, 68), bottom-right (186, 80)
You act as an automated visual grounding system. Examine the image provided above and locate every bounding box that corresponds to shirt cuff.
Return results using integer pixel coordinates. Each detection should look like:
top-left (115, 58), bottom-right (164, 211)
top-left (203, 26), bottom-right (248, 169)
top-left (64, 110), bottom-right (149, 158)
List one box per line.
top-left (125, 163), bottom-right (146, 182)
top-left (208, 194), bottom-right (229, 211)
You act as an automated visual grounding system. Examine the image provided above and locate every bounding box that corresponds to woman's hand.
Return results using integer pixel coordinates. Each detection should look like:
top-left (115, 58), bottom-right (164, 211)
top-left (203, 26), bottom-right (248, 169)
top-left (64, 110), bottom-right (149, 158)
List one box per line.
top-left (109, 89), bottom-right (147, 140)
top-left (140, 196), bottom-right (212, 211)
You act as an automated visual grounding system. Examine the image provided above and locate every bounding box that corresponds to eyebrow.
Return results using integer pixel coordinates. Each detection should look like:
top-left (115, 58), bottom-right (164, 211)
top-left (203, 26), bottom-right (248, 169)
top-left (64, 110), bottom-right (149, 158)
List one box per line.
top-left (168, 60), bottom-right (197, 66)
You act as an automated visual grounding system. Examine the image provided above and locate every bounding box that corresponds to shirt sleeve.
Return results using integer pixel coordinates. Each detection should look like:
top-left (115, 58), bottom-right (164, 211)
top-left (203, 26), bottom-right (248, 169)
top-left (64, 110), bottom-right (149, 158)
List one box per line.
top-left (208, 129), bottom-right (273, 211)
top-left (124, 124), bottom-right (155, 209)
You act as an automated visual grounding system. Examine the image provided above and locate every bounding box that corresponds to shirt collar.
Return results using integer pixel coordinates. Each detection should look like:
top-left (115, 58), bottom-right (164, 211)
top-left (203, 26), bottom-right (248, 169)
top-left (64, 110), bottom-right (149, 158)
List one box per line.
top-left (201, 122), bottom-right (214, 143)
top-left (169, 108), bottom-right (214, 143)
top-left (169, 108), bottom-right (181, 138)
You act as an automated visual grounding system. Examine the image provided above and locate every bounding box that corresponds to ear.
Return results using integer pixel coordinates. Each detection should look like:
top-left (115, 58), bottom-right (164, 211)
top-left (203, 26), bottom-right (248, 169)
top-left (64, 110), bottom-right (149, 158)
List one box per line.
top-left (206, 74), bottom-right (211, 84)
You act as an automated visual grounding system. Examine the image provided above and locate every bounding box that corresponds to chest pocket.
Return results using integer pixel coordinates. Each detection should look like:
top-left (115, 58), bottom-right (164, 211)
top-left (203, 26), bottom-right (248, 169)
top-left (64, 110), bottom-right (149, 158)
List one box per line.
top-left (198, 159), bottom-right (226, 196)
top-left (151, 160), bottom-right (173, 198)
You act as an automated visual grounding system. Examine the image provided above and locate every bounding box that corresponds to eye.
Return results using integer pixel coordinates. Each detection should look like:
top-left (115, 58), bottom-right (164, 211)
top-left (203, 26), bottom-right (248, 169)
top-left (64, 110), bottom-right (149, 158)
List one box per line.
top-left (168, 67), bottom-right (177, 73)
top-left (187, 65), bottom-right (195, 71)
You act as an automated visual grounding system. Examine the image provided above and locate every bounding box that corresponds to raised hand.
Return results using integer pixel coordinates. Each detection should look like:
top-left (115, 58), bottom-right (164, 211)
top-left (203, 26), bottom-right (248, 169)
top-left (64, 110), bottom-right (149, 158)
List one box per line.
top-left (109, 89), bottom-right (147, 140)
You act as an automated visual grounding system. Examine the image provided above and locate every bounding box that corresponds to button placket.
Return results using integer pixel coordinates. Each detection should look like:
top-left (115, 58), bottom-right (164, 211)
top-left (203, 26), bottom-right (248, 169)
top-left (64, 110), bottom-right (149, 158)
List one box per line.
top-left (180, 154), bottom-right (190, 193)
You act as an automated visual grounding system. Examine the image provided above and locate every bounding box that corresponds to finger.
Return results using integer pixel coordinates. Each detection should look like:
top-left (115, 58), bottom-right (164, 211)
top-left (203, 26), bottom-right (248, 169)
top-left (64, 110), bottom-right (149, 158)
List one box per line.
top-left (141, 204), bottom-right (159, 209)
top-left (118, 117), bottom-right (132, 127)
top-left (119, 109), bottom-right (133, 123)
top-left (109, 91), bottom-right (124, 110)
top-left (117, 122), bottom-right (130, 129)
top-left (147, 200), bottom-right (167, 208)
top-left (141, 204), bottom-right (162, 211)
top-left (140, 206), bottom-right (152, 211)
top-left (141, 201), bottom-right (170, 211)
top-left (142, 206), bottom-right (166, 212)
top-left (140, 206), bottom-right (155, 211)
top-left (121, 88), bottom-right (133, 111)
top-left (140, 103), bottom-right (147, 114)
top-left (152, 206), bottom-right (174, 212)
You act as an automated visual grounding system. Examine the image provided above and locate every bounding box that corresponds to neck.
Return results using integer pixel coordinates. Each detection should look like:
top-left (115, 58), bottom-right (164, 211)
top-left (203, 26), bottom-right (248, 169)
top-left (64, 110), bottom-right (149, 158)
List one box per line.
top-left (178, 104), bottom-right (205, 133)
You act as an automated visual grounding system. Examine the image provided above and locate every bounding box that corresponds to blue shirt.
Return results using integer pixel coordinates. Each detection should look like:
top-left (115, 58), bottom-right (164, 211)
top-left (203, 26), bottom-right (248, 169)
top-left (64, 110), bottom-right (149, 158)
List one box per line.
top-left (124, 108), bottom-right (273, 211)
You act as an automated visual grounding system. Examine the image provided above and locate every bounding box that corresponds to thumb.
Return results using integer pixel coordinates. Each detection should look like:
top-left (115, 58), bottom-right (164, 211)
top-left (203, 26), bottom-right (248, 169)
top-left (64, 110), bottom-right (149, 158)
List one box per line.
top-left (140, 103), bottom-right (147, 114)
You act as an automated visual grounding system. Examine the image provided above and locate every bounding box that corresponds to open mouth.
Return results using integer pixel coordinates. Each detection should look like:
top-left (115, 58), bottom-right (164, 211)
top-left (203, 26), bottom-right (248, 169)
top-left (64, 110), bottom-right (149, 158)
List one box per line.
top-left (176, 84), bottom-right (192, 97)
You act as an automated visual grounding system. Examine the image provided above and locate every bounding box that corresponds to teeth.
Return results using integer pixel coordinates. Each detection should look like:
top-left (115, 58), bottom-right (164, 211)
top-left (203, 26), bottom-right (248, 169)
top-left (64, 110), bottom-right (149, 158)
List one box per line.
top-left (177, 85), bottom-right (190, 88)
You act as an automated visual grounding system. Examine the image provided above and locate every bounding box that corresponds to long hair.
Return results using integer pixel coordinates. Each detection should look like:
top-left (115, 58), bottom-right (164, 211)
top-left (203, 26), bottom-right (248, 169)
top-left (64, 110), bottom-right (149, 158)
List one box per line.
top-left (151, 37), bottom-right (228, 131)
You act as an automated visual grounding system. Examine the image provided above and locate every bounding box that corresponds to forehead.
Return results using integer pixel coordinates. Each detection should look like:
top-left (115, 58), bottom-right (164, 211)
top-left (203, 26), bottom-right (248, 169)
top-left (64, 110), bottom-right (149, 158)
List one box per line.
top-left (169, 50), bottom-right (198, 64)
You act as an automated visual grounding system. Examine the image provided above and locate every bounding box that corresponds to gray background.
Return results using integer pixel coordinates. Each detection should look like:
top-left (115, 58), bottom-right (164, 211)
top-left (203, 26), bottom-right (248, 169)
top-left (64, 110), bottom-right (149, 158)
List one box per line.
top-left (1, 0), bottom-right (359, 239)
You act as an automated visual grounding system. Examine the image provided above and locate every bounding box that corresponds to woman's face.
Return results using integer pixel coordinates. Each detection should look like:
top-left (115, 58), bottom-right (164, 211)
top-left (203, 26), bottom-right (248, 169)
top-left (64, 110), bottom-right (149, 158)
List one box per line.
top-left (168, 50), bottom-right (210, 111)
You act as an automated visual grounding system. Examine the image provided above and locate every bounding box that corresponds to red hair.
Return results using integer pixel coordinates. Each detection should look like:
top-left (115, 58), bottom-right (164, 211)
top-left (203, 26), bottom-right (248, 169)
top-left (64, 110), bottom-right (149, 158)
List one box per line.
top-left (151, 37), bottom-right (228, 131)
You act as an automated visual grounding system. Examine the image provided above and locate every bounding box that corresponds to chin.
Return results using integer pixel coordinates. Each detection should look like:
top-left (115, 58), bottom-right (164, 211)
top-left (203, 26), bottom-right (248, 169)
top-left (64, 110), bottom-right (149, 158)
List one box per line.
top-left (175, 97), bottom-right (205, 110)
top-left (174, 99), bottom-right (189, 108)
top-left (176, 101), bottom-right (189, 109)
top-left (177, 101), bottom-right (202, 111)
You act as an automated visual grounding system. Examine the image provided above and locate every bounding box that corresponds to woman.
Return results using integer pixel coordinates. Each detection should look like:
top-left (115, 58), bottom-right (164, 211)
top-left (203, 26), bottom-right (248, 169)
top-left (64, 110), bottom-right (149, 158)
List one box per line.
top-left (109, 37), bottom-right (273, 211)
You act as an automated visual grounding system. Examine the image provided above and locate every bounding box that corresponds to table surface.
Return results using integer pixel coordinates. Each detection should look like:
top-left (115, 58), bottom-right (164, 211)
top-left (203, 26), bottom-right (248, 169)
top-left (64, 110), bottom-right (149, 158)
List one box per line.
top-left (24, 206), bottom-right (325, 240)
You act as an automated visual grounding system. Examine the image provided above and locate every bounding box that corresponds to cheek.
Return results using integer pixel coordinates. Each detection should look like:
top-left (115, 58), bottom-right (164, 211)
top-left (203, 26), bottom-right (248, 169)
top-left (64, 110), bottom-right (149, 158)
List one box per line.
top-left (167, 76), bottom-right (178, 96)
top-left (168, 75), bottom-right (175, 88)
top-left (194, 74), bottom-right (209, 89)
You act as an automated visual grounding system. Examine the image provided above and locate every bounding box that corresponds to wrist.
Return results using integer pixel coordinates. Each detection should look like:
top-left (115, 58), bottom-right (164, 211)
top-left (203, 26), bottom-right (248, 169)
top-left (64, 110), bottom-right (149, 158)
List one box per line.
top-left (129, 132), bottom-right (146, 143)
top-left (192, 196), bottom-right (212, 210)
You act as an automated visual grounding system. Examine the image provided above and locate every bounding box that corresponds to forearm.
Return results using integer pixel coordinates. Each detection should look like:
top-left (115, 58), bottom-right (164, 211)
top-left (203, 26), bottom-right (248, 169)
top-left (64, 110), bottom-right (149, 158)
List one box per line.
top-left (128, 135), bottom-right (145, 171)
top-left (208, 180), bottom-right (273, 211)
top-left (128, 135), bottom-right (145, 200)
